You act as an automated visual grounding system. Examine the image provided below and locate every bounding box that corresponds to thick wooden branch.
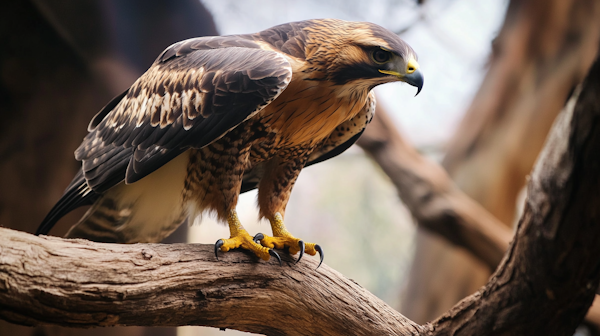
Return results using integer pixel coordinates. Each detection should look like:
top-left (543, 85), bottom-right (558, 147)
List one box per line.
top-left (357, 109), bottom-right (512, 270)
top-left (425, 55), bottom-right (600, 335)
top-left (0, 229), bottom-right (423, 335)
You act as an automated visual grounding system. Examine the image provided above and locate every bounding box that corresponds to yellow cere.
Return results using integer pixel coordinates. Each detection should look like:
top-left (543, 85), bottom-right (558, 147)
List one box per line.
top-left (406, 59), bottom-right (419, 74)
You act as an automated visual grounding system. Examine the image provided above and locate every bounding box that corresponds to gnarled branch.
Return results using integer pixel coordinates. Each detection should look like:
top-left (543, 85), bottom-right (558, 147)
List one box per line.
top-left (424, 55), bottom-right (600, 335)
top-left (0, 230), bottom-right (422, 335)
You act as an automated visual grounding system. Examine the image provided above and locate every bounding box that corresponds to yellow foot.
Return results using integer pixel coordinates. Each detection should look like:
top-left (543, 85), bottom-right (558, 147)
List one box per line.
top-left (215, 230), bottom-right (281, 264)
top-left (214, 210), bottom-right (282, 265)
top-left (256, 233), bottom-right (324, 268)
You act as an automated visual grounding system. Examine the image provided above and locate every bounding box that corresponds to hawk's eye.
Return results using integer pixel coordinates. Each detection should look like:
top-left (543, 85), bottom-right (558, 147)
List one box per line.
top-left (372, 49), bottom-right (391, 64)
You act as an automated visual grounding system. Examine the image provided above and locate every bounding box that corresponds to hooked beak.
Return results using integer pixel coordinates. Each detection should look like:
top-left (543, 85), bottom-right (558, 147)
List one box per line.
top-left (403, 68), bottom-right (424, 96)
top-left (379, 59), bottom-right (424, 96)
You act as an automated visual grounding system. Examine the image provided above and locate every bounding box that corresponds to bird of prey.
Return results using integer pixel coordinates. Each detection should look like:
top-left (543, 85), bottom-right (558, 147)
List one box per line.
top-left (36, 19), bottom-right (423, 266)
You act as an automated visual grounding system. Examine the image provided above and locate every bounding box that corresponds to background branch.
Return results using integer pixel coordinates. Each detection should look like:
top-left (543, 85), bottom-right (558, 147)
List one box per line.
top-left (357, 108), bottom-right (512, 270)
top-left (425, 55), bottom-right (600, 335)
top-left (393, 0), bottom-right (600, 324)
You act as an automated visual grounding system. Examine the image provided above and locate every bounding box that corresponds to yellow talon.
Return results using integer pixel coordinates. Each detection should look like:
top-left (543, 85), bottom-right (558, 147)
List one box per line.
top-left (259, 235), bottom-right (318, 256)
top-left (217, 230), bottom-right (271, 260)
top-left (259, 212), bottom-right (320, 258)
top-left (215, 211), bottom-right (322, 267)
top-left (215, 210), bottom-right (272, 261)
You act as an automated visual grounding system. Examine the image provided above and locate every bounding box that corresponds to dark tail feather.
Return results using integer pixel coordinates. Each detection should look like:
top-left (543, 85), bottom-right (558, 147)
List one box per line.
top-left (35, 170), bottom-right (100, 235)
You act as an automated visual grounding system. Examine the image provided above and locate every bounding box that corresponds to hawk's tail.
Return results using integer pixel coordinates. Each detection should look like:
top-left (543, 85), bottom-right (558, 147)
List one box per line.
top-left (35, 170), bottom-right (99, 236)
top-left (64, 196), bottom-right (130, 243)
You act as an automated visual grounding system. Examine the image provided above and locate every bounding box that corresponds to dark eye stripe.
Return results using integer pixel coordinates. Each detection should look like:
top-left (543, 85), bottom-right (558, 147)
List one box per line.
top-left (328, 61), bottom-right (385, 85)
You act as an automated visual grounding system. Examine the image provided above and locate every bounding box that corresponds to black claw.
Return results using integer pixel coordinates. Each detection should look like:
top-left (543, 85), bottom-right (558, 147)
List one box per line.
top-left (315, 244), bottom-right (324, 269)
top-left (253, 233), bottom-right (264, 244)
top-left (269, 249), bottom-right (282, 266)
top-left (214, 239), bottom-right (224, 260)
top-left (296, 240), bottom-right (305, 264)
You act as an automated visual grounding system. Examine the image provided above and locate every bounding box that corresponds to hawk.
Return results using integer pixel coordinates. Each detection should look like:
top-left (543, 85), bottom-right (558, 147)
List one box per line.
top-left (36, 19), bottom-right (423, 266)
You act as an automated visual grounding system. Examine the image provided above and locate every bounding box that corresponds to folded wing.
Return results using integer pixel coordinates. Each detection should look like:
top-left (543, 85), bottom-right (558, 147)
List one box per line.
top-left (37, 36), bottom-right (292, 235)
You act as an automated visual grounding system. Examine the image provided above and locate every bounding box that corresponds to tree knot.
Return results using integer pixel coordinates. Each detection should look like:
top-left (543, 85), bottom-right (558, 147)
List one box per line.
top-left (141, 249), bottom-right (154, 260)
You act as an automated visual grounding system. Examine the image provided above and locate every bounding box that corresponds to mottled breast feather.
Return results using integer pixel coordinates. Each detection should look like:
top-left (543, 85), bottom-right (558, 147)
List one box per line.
top-left (240, 92), bottom-right (376, 193)
top-left (306, 91), bottom-right (376, 165)
top-left (75, 38), bottom-right (292, 192)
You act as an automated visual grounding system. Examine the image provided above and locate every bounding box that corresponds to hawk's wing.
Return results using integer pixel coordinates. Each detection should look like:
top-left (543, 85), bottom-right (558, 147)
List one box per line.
top-left (36, 36), bottom-right (292, 235)
top-left (240, 92), bottom-right (375, 193)
top-left (79, 36), bottom-right (292, 192)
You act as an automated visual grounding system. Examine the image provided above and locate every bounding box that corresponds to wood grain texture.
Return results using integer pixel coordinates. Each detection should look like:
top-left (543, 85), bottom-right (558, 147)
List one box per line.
top-left (0, 229), bottom-right (423, 336)
top-left (424, 55), bottom-right (600, 335)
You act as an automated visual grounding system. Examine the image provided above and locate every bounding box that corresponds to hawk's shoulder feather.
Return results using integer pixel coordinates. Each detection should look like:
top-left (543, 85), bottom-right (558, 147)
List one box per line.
top-left (254, 21), bottom-right (312, 59)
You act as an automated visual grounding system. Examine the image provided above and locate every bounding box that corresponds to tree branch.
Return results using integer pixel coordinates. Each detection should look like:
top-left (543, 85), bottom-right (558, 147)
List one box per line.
top-left (440, 0), bottom-right (600, 225)
top-left (393, 0), bottom-right (600, 323)
top-left (0, 229), bottom-right (422, 335)
top-left (357, 109), bottom-right (512, 270)
top-left (357, 62), bottom-right (600, 331)
top-left (424, 55), bottom-right (600, 335)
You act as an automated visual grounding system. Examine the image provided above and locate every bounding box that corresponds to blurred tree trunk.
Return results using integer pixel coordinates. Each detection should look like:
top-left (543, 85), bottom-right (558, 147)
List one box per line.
top-left (0, 1), bottom-right (217, 335)
top-left (400, 0), bottom-right (600, 324)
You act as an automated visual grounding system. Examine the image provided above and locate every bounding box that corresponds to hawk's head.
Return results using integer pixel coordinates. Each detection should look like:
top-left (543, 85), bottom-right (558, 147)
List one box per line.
top-left (291, 19), bottom-right (424, 95)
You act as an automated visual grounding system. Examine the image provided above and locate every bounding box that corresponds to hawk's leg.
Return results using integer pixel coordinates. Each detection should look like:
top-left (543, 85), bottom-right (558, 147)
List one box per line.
top-left (215, 210), bottom-right (281, 264)
top-left (188, 134), bottom-right (281, 264)
top-left (256, 155), bottom-right (324, 266)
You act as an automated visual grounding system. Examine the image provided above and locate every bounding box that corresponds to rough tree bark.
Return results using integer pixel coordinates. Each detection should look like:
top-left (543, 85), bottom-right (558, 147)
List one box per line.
top-left (1, 54), bottom-right (600, 335)
top-left (0, 231), bottom-right (423, 336)
top-left (398, 0), bottom-right (600, 323)
top-left (426, 56), bottom-right (600, 334)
